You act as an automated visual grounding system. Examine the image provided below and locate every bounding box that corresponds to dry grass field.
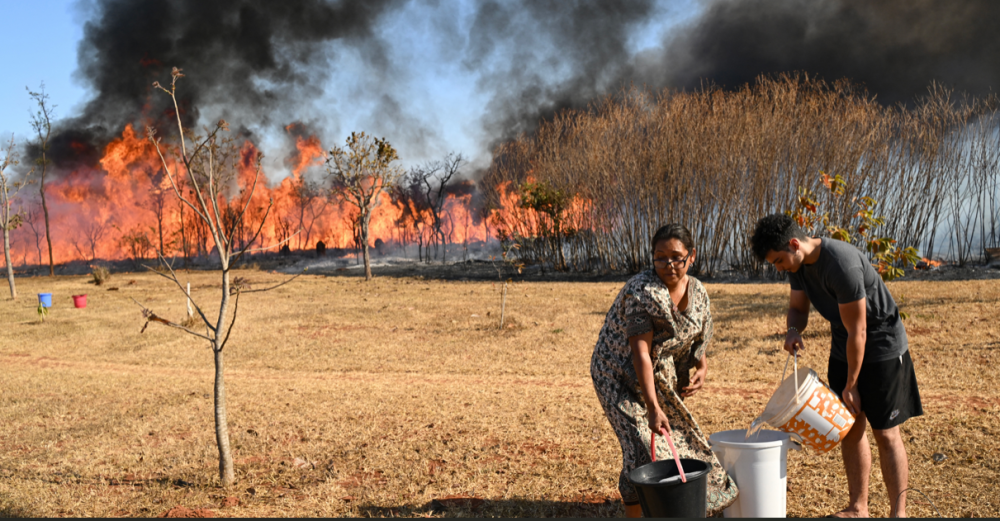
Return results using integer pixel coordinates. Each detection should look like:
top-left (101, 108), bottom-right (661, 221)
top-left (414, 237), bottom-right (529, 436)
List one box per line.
top-left (0, 270), bottom-right (997, 518)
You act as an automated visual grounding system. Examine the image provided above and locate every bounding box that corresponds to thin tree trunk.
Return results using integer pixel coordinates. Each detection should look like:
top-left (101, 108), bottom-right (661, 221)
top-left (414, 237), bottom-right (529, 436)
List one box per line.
top-left (158, 214), bottom-right (165, 255)
top-left (33, 230), bottom-right (43, 266)
top-left (362, 211), bottom-right (373, 280)
top-left (439, 229), bottom-right (447, 264)
top-left (214, 261), bottom-right (235, 487)
top-left (213, 346), bottom-right (235, 486)
top-left (180, 201), bottom-right (188, 267)
top-left (500, 281), bottom-right (508, 329)
top-left (3, 228), bottom-right (16, 299)
top-left (40, 173), bottom-right (54, 276)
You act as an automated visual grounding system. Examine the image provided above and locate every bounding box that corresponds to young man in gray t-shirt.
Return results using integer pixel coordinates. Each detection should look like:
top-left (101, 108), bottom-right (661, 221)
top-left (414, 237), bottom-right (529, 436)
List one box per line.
top-left (751, 214), bottom-right (922, 519)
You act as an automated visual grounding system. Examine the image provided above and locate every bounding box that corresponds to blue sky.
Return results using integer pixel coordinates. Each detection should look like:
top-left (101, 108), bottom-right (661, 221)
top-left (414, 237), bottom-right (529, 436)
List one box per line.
top-left (0, 0), bottom-right (699, 177)
top-left (1, 1), bottom-right (89, 143)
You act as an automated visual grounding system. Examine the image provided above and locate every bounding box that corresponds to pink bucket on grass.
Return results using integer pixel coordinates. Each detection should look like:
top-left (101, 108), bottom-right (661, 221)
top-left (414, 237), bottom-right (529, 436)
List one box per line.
top-left (72, 294), bottom-right (88, 308)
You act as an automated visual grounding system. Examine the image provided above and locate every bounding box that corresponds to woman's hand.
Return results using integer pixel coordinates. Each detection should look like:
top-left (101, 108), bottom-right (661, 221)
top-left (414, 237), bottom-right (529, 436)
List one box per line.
top-left (681, 354), bottom-right (708, 398)
top-left (647, 406), bottom-right (671, 436)
top-left (681, 366), bottom-right (707, 398)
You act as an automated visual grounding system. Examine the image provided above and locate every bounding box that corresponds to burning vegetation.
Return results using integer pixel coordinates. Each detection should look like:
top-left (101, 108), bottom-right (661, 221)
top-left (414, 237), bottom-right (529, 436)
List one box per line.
top-left (4, 76), bottom-right (1000, 278)
top-left (4, 120), bottom-right (491, 270)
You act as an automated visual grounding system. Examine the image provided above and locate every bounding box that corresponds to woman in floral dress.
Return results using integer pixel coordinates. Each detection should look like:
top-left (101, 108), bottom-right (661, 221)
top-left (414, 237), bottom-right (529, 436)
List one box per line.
top-left (590, 224), bottom-right (737, 517)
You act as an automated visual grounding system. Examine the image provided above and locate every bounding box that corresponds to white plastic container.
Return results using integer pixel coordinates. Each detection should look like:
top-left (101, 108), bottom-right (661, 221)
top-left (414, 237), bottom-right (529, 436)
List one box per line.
top-left (761, 366), bottom-right (855, 453)
top-left (709, 429), bottom-right (800, 518)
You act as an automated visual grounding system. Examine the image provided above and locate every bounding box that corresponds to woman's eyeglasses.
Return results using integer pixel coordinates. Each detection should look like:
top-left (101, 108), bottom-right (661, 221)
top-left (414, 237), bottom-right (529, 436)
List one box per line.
top-left (652, 251), bottom-right (691, 268)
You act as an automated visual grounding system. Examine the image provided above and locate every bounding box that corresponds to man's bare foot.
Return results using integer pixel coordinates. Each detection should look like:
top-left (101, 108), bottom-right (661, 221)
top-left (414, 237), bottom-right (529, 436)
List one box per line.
top-left (830, 507), bottom-right (869, 518)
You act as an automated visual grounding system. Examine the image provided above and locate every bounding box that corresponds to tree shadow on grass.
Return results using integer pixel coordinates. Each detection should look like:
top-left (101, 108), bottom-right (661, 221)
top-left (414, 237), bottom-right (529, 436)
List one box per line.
top-left (357, 496), bottom-right (622, 518)
top-left (0, 501), bottom-right (31, 518)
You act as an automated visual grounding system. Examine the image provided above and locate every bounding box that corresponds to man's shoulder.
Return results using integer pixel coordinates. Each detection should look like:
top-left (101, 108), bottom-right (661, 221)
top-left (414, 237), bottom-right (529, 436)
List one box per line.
top-left (821, 238), bottom-right (864, 259)
top-left (820, 239), bottom-right (868, 272)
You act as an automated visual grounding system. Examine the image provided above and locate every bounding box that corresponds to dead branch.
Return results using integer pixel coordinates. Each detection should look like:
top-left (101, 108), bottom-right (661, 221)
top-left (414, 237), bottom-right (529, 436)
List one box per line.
top-left (130, 297), bottom-right (214, 342)
top-left (241, 272), bottom-right (304, 294)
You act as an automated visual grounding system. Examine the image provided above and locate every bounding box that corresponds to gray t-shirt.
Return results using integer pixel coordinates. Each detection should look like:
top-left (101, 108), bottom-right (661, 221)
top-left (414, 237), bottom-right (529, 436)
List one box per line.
top-left (788, 238), bottom-right (908, 364)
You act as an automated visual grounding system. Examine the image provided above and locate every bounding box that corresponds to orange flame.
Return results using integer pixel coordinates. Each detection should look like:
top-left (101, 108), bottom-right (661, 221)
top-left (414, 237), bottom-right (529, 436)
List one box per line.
top-left (915, 257), bottom-right (943, 269)
top-left (3, 123), bottom-right (498, 266)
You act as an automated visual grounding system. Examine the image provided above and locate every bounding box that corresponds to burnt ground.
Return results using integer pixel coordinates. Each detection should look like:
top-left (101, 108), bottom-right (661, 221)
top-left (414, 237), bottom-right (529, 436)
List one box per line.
top-left (268, 251), bottom-right (1000, 284)
top-left (9, 248), bottom-right (1000, 284)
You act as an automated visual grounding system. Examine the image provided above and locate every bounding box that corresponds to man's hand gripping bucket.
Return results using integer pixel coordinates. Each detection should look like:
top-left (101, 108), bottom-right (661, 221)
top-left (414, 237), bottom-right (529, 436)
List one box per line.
top-left (762, 353), bottom-right (856, 453)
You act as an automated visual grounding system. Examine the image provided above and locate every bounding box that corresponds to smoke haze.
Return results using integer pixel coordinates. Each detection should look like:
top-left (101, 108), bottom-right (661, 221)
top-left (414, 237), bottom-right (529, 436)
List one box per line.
top-left (52, 0), bottom-right (1000, 171)
top-left (652, 0), bottom-right (1000, 105)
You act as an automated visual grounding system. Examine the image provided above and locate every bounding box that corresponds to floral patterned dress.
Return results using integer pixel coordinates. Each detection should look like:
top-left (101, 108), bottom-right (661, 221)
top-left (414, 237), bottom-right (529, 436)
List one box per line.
top-left (590, 270), bottom-right (738, 513)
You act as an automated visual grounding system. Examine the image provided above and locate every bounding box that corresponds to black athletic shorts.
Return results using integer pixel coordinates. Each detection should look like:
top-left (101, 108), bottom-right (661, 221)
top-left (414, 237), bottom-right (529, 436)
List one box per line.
top-left (828, 350), bottom-right (923, 430)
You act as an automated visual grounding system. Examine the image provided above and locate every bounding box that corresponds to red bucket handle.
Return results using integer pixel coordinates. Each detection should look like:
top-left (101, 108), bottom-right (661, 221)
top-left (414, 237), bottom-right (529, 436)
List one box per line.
top-left (651, 427), bottom-right (687, 483)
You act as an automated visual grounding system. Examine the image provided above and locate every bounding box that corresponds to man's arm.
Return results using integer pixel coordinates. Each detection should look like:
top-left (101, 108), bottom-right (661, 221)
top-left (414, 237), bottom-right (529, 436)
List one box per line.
top-left (838, 298), bottom-right (867, 416)
top-left (784, 289), bottom-right (810, 354)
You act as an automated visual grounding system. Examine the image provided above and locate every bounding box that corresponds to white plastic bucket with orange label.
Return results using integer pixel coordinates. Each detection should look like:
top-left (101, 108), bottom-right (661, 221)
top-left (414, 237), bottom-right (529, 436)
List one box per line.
top-left (760, 365), bottom-right (856, 453)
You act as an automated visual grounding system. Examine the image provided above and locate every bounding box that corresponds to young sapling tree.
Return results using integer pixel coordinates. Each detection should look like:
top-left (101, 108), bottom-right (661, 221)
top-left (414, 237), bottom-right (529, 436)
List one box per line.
top-left (490, 239), bottom-right (524, 329)
top-left (0, 136), bottom-right (32, 299)
top-left (136, 68), bottom-right (299, 487)
top-left (27, 85), bottom-right (55, 277)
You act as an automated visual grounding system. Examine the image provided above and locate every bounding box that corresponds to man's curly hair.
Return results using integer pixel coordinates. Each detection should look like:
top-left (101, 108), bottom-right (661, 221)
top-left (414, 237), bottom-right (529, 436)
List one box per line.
top-left (751, 214), bottom-right (807, 261)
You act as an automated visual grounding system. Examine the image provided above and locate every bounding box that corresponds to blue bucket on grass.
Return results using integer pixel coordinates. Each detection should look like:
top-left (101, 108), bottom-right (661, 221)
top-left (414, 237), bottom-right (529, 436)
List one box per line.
top-left (38, 293), bottom-right (53, 308)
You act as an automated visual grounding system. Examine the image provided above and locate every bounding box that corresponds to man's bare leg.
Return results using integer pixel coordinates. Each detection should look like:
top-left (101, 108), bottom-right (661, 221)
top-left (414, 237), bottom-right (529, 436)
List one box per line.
top-left (834, 412), bottom-right (871, 518)
top-left (624, 503), bottom-right (643, 518)
top-left (872, 426), bottom-right (909, 518)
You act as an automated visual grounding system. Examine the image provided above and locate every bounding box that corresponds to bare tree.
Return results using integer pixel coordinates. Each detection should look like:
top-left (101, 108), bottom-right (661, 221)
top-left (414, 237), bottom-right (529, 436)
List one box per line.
top-left (117, 225), bottom-right (154, 268)
top-left (1, 136), bottom-right (32, 299)
top-left (326, 131), bottom-right (404, 280)
top-left (290, 177), bottom-right (331, 250)
top-left (406, 153), bottom-right (464, 263)
top-left (177, 190), bottom-right (190, 265)
top-left (137, 68), bottom-right (298, 488)
top-left (483, 76), bottom-right (1000, 276)
top-left (389, 179), bottom-right (431, 261)
top-left (150, 176), bottom-right (171, 255)
top-left (27, 85), bottom-right (55, 276)
top-left (24, 204), bottom-right (45, 266)
top-left (72, 217), bottom-right (112, 262)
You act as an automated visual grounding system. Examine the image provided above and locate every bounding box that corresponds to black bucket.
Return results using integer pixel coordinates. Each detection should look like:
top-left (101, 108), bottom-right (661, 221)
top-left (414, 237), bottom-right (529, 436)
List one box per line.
top-left (628, 458), bottom-right (710, 518)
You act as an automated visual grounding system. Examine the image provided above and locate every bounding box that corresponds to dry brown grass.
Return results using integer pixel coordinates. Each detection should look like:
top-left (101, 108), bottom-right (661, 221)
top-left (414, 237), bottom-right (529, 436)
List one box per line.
top-left (0, 272), bottom-right (998, 517)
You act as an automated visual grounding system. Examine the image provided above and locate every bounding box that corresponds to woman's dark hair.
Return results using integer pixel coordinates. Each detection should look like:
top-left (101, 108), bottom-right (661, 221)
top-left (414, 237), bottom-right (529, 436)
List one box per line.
top-left (751, 213), bottom-right (807, 261)
top-left (651, 224), bottom-right (695, 253)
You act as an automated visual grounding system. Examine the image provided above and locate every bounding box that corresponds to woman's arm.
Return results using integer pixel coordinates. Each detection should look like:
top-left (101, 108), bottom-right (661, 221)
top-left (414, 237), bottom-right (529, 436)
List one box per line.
top-left (630, 331), bottom-right (671, 434)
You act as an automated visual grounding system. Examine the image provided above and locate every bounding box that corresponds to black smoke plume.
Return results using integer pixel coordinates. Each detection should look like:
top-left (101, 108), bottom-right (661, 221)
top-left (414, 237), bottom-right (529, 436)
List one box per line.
top-left (47, 0), bottom-right (1000, 170)
top-left (654, 0), bottom-right (1000, 105)
top-left (50, 0), bottom-right (404, 168)
top-left (470, 0), bottom-right (1000, 147)
top-left (463, 0), bottom-right (657, 148)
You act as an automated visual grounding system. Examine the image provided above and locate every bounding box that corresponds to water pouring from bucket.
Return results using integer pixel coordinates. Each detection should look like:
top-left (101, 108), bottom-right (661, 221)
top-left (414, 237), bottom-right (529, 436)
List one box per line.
top-left (748, 352), bottom-right (856, 453)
